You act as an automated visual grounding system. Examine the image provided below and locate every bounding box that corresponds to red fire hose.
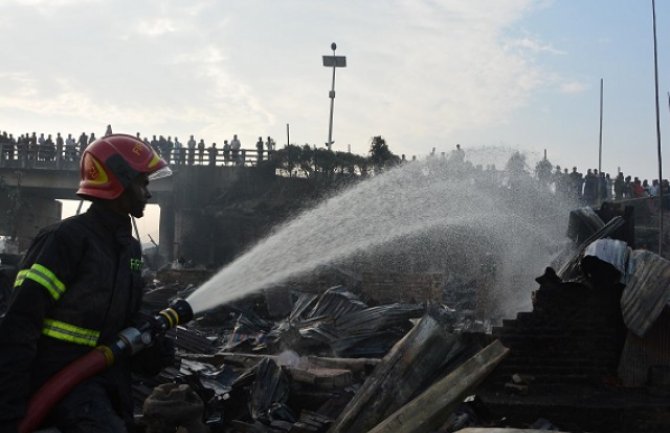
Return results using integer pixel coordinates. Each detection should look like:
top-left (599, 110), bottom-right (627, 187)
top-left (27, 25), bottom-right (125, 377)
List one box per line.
top-left (18, 299), bottom-right (193, 433)
top-left (19, 348), bottom-right (110, 433)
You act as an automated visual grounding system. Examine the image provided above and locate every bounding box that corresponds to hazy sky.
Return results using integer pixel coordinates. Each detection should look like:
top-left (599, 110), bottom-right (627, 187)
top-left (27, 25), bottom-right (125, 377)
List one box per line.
top-left (2, 0), bottom-right (670, 181)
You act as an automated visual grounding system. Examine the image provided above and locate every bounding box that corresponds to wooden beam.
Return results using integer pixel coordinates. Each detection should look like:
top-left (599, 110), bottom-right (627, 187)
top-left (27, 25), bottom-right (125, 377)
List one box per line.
top-left (366, 340), bottom-right (509, 433)
top-left (328, 311), bottom-right (464, 433)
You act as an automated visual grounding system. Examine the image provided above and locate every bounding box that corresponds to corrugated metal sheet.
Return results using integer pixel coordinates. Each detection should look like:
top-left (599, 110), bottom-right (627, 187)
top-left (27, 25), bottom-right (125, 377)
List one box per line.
top-left (621, 249), bottom-right (670, 337)
top-left (566, 207), bottom-right (605, 242)
top-left (558, 216), bottom-right (625, 280)
top-left (618, 308), bottom-right (670, 387)
top-left (583, 238), bottom-right (630, 277)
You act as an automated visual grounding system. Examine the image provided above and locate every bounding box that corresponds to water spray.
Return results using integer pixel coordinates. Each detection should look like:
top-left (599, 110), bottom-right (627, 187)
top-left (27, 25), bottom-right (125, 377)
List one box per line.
top-left (186, 155), bottom-right (573, 316)
top-left (19, 299), bottom-right (194, 433)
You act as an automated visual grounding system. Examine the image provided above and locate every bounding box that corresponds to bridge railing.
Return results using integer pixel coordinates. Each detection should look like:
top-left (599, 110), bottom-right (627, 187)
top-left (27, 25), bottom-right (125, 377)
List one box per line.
top-left (0, 144), bottom-right (271, 171)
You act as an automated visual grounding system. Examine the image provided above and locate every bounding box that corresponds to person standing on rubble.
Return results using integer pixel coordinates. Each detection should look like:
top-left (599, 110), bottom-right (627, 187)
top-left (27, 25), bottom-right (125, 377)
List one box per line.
top-left (0, 134), bottom-right (174, 432)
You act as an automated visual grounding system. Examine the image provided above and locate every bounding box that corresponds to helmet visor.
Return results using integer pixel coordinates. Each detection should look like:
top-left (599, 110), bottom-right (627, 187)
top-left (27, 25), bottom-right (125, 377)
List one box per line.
top-left (148, 165), bottom-right (173, 181)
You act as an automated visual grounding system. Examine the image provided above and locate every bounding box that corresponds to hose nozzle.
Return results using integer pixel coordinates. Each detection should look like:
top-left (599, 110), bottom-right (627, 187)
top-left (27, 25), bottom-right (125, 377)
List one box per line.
top-left (157, 298), bottom-right (194, 331)
top-left (115, 299), bottom-right (194, 356)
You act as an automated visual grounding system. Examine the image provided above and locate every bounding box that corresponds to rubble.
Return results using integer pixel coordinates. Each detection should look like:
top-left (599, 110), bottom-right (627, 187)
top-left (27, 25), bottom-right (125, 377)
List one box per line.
top-left (132, 281), bottom-right (511, 433)
top-left (143, 383), bottom-right (209, 433)
top-left (129, 201), bottom-right (670, 433)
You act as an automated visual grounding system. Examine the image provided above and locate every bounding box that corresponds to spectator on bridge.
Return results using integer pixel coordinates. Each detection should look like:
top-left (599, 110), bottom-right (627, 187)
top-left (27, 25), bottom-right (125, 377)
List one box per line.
top-left (65, 134), bottom-right (76, 161)
top-left (605, 173), bottom-right (613, 200)
top-left (17, 135), bottom-right (28, 161)
top-left (37, 133), bottom-right (45, 161)
top-left (569, 167), bottom-right (583, 200)
top-left (562, 168), bottom-right (570, 196)
top-left (614, 172), bottom-right (625, 200)
top-left (584, 169), bottom-right (598, 204)
top-left (25, 133), bottom-right (33, 162)
top-left (88, 133), bottom-right (96, 145)
top-left (230, 134), bottom-right (241, 163)
top-left (223, 140), bottom-right (230, 165)
top-left (450, 144), bottom-right (465, 164)
top-left (174, 137), bottom-right (184, 165)
top-left (208, 142), bottom-right (218, 166)
top-left (662, 180), bottom-right (670, 210)
top-left (0, 132), bottom-right (13, 162)
top-left (46, 134), bottom-right (56, 162)
top-left (598, 171), bottom-right (608, 201)
top-left (256, 136), bottom-right (264, 163)
top-left (187, 135), bottom-right (196, 165)
top-left (104, 124), bottom-right (113, 136)
top-left (0, 133), bottom-right (173, 432)
top-left (166, 137), bottom-right (174, 165)
top-left (266, 136), bottom-right (275, 154)
top-left (197, 139), bottom-right (206, 164)
top-left (553, 166), bottom-right (568, 197)
top-left (633, 177), bottom-right (646, 198)
top-left (650, 179), bottom-right (660, 197)
top-left (624, 175), bottom-right (633, 198)
top-left (78, 132), bottom-right (88, 157)
top-left (239, 148), bottom-right (246, 166)
top-left (158, 136), bottom-right (167, 159)
top-left (55, 133), bottom-right (64, 162)
top-left (150, 135), bottom-right (159, 155)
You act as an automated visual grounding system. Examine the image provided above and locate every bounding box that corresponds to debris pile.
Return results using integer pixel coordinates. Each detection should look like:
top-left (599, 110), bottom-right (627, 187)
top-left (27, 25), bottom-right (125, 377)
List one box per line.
top-left (129, 201), bottom-right (670, 433)
top-left (132, 284), bottom-right (512, 433)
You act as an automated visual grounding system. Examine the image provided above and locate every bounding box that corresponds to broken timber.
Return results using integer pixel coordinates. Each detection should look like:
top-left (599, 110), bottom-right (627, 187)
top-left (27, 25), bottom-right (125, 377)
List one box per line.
top-left (328, 310), bottom-right (464, 433)
top-left (366, 340), bottom-right (509, 433)
top-left (181, 352), bottom-right (379, 374)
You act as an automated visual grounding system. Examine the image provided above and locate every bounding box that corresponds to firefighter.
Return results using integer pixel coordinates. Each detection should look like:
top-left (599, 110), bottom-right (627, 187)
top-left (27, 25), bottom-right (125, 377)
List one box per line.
top-left (0, 134), bottom-right (173, 432)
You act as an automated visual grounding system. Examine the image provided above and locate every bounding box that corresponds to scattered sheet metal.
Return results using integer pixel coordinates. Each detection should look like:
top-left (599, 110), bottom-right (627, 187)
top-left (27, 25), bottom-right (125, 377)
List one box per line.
top-left (249, 358), bottom-right (293, 424)
top-left (620, 249), bottom-right (670, 337)
top-left (582, 238), bottom-right (630, 280)
top-left (225, 311), bottom-right (275, 351)
top-left (557, 216), bottom-right (625, 280)
top-left (168, 326), bottom-right (217, 354)
top-left (566, 206), bottom-right (605, 243)
top-left (273, 287), bottom-right (424, 357)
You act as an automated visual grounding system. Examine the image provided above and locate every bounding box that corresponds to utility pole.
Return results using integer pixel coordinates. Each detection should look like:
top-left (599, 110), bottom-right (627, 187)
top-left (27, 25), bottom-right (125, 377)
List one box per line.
top-left (322, 42), bottom-right (347, 151)
top-left (652, 0), bottom-right (664, 255)
top-left (598, 78), bottom-right (604, 202)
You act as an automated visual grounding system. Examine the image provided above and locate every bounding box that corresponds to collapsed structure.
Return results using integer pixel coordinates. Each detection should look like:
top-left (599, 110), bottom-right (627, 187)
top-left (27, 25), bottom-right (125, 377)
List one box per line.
top-left (120, 199), bottom-right (670, 433)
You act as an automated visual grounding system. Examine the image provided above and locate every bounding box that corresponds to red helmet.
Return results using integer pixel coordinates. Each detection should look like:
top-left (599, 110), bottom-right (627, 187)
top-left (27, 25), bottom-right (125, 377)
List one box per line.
top-left (77, 134), bottom-right (171, 200)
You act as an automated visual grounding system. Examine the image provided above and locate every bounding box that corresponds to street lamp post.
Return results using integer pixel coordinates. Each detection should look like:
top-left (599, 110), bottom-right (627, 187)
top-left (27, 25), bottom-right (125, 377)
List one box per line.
top-left (322, 42), bottom-right (346, 151)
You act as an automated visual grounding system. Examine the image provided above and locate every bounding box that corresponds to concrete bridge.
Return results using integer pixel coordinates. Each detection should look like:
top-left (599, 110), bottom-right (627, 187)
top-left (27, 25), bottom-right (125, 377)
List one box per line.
top-left (0, 147), bottom-right (271, 262)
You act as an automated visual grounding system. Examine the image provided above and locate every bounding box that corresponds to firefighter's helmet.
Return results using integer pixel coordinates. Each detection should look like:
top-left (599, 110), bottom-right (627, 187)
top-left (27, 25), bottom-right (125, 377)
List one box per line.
top-left (77, 134), bottom-right (171, 200)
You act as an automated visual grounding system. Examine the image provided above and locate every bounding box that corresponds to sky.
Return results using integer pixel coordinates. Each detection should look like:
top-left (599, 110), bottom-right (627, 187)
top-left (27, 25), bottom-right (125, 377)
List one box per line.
top-left (3, 0), bottom-right (670, 236)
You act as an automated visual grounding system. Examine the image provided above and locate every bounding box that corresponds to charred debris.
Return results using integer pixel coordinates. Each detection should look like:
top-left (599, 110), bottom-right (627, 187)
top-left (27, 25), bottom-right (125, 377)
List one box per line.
top-left (130, 202), bottom-right (670, 432)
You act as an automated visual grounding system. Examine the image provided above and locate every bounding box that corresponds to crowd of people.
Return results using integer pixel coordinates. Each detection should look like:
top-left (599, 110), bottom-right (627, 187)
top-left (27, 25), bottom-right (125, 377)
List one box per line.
top-left (0, 129), bottom-right (277, 167)
top-left (0, 131), bottom-right (95, 163)
top-left (1, 129), bottom-right (667, 204)
top-left (138, 133), bottom-right (276, 166)
top-left (536, 161), bottom-right (669, 205)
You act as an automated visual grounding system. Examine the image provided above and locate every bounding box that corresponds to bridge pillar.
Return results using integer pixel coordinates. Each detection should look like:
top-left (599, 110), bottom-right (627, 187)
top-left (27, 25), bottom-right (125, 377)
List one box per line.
top-left (158, 198), bottom-right (175, 264)
top-left (0, 194), bottom-right (61, 251)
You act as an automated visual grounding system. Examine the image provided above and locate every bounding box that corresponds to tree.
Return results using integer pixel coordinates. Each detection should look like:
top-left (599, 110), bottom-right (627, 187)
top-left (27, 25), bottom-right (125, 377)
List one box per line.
top-left (505, 151), bottom-right (528, 192)
top-left (369, 136), bottom-right (400, 172)
top-left (273, 144), bottom-right (302, 177)
top-left (505, 151), bottom-right (527, 175)
top-left (534, 156), bottom-right (553, 188)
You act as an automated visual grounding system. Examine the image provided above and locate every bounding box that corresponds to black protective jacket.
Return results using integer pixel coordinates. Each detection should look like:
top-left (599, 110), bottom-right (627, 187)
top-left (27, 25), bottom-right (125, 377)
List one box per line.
top-left (0, 202), bottom-right (148, 430)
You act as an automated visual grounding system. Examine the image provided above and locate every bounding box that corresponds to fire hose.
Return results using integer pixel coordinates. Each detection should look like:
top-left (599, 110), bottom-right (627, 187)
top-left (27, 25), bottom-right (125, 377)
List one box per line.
top-left (18, 299), bottom-right (194, 433)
